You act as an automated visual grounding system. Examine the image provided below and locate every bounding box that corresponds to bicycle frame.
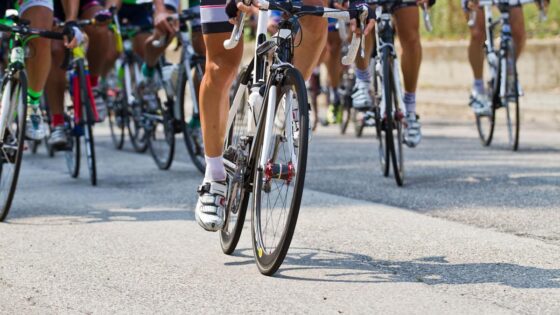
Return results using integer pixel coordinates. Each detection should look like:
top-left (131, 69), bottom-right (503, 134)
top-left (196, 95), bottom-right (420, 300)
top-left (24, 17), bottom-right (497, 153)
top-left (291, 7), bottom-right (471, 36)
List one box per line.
top-left (374, 6), bottom-right (406, 119)
top-left (0, 34), bottom-right (26, 145)
top-left (481, 1), bottom-right (515, 102)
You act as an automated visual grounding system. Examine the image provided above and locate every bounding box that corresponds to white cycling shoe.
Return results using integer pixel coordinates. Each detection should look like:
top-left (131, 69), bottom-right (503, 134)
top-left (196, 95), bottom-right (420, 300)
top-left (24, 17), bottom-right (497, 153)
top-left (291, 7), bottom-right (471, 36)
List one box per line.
top-left (469, 90), bottom-right (492, 116)
top-left (404, 112), bottom-right (422, 148)
top-left (352, 80), bottom-right (373, 110)
top-left (195, 180), bottom-right (227, 232)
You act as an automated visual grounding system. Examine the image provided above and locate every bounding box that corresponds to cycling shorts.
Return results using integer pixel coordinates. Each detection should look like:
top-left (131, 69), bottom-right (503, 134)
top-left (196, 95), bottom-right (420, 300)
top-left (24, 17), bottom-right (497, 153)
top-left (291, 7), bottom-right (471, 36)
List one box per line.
top-left (200, 0), bottom-right (234, 34)
top-left (366, 0), bottom-right (436, 12)
top-left (461, 0), bottom-right (531, 11)
top-left (53, 0), bottom-right (101, 20)
top-left (268, 3), bottom-right (336, 32)
top-left (12, 0), bottom-right (54, 14)
top-left (118, 3), bottom-right (154, 30)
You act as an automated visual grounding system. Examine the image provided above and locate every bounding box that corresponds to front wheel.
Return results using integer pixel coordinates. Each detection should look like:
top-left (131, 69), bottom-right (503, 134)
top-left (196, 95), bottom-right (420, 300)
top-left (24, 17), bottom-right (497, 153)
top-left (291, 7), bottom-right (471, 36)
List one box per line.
top-left (0, 72), bottom-right (28, 221)
top-left (147, 99), bottom-right (175, 170)
top-left (252, 68), bottom-right (308, 275)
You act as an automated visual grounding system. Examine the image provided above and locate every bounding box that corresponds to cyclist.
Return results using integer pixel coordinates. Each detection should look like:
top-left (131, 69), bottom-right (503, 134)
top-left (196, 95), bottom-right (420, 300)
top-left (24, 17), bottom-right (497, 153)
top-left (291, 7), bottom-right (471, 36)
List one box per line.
top-left (46, 0), bottom-right (116, 148)
top-left (343, 0), bottom-right (435, 148)
top-left (463, 0), bottom-right (549, 115)
top-left (193, 0), bottom-right (374, 231)
top-left (0, 1), bottom-right (81, 141)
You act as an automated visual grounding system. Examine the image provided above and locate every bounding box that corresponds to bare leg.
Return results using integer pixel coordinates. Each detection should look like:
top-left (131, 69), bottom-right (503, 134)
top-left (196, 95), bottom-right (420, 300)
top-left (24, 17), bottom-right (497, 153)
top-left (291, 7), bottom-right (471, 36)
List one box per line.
top-left (21, 7), bottom-right (53, 93)
top-left (466, 7), bottom-right (486, 81)
top-left (509, 7), bottom-right (526, 60)
top-left (394, 6), bottom-right (421, 95)
top-left (293, 0), bottom-right (328, 80)
top-left (200, 33), bottom-right (243, 158)
top-left (81, 6), bottom-right (113, 77)
top-left (45, 39), bottom-right (67, 120)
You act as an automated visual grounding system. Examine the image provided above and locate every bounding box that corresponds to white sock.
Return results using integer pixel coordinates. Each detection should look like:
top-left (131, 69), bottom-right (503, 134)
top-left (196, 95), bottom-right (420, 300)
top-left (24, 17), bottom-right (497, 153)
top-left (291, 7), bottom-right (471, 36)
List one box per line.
top-left (204, 155), bottom-right (226, 183)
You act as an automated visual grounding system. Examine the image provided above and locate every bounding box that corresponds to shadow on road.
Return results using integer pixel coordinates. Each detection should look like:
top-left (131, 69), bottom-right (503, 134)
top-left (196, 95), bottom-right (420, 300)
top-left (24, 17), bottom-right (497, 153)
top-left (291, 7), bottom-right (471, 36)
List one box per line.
top-left (228, 247), bottom-right (560, 288)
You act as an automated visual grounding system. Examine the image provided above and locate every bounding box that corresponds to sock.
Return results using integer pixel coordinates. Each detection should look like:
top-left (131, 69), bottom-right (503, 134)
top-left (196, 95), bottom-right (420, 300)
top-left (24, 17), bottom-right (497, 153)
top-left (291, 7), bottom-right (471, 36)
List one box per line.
top-left (404, 92), bottom-right (416, 114)
top-left (204, 155), bottom-right (226, 183)
top-left (27, 88), bottom-right (42, 109)
top-left (473, 79), bottom-right (485, 94)
top-left (52, 114), bottom-right (64, 127)
top-left (142, 63), bottom-right (155, 79)
top-left (354, 67), bottom-right (371, 83)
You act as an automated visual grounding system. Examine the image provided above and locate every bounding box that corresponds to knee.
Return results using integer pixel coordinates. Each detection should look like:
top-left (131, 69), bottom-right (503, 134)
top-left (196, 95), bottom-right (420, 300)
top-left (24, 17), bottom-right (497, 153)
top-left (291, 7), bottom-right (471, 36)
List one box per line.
top-left (204, 59), bottom-right (238, 87)
top-left (400, 29), bottom-right (421, 51)
top-left (300, 17), bottom-right (328, 38)
top-left (470, 27), bottom-right (486, 46)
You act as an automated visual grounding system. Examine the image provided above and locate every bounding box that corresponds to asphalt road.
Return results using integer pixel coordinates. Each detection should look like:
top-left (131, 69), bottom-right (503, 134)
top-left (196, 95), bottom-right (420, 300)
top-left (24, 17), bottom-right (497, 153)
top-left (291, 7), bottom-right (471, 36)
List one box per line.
top-left (0, 112), bottom-right (559, 313)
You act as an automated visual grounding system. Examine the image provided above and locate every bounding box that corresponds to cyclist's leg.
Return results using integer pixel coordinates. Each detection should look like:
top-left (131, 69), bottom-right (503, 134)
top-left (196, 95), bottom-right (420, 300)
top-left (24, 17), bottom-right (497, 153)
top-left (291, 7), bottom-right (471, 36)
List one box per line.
top-left (509, 6), bottom-right (526, 60)
top-left (80, 2), bottom-right (113, 77)
top-left (394, 5), bottom-right (421, 113)
top-left (465, 6), bottom-right (486, 93)
top-left (325, 27), bottom-right (342, 123)
top-left (292, 0), bottom-right (328, 80)
top-left (352, 30), bottom-right (374, 110)
top-left (394, 4), bottom-right (422, 146)
top-left (143, 3), bottom-right (178, 68)
top-left (20, 2), bottom-right (54, 139)
top-left (196, 1), bottom-right (243, 231)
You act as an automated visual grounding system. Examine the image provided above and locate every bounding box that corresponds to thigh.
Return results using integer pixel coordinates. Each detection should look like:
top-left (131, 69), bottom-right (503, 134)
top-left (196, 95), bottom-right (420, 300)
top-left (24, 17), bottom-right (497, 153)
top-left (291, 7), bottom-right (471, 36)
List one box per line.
top-left (393, 6), bottom-right (419, 41)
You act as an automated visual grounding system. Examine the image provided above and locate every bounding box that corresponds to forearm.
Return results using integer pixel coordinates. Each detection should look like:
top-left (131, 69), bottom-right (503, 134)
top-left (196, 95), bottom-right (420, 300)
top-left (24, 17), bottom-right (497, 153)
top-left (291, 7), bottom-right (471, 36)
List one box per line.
top-left (153, 0), bottom-right (167, 13)
top-left (61, 0), bottom-right (79, 21)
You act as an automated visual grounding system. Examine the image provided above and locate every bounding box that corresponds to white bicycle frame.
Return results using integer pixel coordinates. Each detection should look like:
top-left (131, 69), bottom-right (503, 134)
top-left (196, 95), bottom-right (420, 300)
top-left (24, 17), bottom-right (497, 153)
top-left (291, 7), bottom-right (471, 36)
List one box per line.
top-left (0, 46), bottom-right (25, 146)
top-left (224, 1), bottom-right (358, 171)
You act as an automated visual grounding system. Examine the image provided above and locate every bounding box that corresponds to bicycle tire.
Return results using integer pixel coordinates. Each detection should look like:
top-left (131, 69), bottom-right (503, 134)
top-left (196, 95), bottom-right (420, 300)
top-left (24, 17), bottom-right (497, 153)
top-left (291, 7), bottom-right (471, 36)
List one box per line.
top-left (108, 96), bottom-right (125, 150)
top-left (383, 52), bottom-right (404, 186)
top-left (147, 91), bottom-right (175, 170)
top-left (504, 41), bottom-right (520, 151)
top-left (0, 71), bottom-right (28, 221)
top-left (123, 61), bottom-right (149, 153)
top-left (220, 67), bottom-right (251, 255)
top-left (178, 58), bottom-right (206, 174)
top-left (252, 67), bottom-right (308, 275)
top-left (77, 61), bottom-right (97, 186)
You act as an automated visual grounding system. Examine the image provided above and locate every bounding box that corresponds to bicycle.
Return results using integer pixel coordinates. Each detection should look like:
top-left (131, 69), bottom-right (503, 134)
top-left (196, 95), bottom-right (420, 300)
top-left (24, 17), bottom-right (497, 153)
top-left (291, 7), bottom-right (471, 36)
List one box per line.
top-left (220, 0), bottom-right (358, 275)
top-left (0, 11), bottom-right (64, 220)
top-left (144, 9), bottom-right (206, 171)
top-left (346, 0), bottom-right (432, 186)
top-left (175, 10), bottom-right (206, 174)
top-left (107, 23), bottom-right (151, 154)
top-left (57, 17), bottom-right (109, 186)
top-left (469, 0), bottom-right (546, 151)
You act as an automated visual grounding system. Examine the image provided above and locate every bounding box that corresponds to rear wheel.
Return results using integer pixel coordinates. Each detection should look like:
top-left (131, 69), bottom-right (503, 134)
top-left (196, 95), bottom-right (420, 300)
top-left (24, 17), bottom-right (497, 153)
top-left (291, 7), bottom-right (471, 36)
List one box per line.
top-left (252, 68), bottom-right (308, 275)
top-left (220, 67), bottom-right (251, 255)
top-left (178, 58), bottom-right (206, 174)
top-left (382, 53), bottom-right (404, 186)
top-left (0, 72), bottom-right (28, 221)
top-left (503, 42), bottom-right (520, 151)
top-left (147, 88), bottom-right (175, 170)
top-left (77, 62), bottom-right (97, 186)
top-left (108, 95), bottom-right (125, 150)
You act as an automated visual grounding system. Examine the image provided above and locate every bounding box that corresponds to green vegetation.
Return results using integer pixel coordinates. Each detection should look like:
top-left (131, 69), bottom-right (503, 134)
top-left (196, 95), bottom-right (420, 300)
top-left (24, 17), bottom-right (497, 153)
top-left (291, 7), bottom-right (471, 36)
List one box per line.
top-left (423, 1), bottom-right (560, 39)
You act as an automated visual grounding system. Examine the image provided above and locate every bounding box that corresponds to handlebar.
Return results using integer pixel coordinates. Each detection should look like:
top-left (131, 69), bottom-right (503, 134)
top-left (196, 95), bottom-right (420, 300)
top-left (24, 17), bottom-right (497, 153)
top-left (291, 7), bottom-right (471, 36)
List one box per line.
top-left (151, 10), bottom-right (201, 47)
top-left (224, 0), bottom-right (361, 65)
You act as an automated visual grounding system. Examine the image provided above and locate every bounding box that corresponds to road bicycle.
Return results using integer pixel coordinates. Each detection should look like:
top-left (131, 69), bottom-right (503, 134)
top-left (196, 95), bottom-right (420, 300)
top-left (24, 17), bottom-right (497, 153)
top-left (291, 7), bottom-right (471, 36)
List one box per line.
top-left (107, 23), bottom-right (151, 153)
top-left (57, 18), bottom-right (109, 186)
top-left (175, 10), bottom-right (206, 174)
top-left (0, 11), bottom-right (64, 220)
top-left (144, 9), bottom-right (206, 171)
top-left (220, 0), bottom-right (358, 275)
top-left (348, 0), bottom-right (432, 186)
top-left (470, 0), bottom-right (546, 151)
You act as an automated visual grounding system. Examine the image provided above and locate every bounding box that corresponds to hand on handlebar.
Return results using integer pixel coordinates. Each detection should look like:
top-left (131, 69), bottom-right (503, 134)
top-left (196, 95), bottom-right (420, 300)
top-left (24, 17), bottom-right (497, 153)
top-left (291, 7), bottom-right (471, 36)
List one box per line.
top-left (93, 9), bottom-right (113, 25)
top-left (348, 1), bottom-right (375, 36)
top-left (62, 21), bottom-right (84, 49)
top-left (154, 10), bottom-right (178, 37)
top-left (226, 0), bottom-right (255, 24)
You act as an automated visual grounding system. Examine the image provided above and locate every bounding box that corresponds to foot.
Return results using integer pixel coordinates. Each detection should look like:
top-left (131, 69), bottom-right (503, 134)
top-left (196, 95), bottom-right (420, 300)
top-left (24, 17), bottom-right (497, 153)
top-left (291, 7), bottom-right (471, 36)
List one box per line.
top-left (195, 180), bottom-right (227, 232)
top-left (351, 80), bottom-right (373, 110)
top-left (25, 106), bottom-right (46, 140)
top-left (48, 125), bottom-right (69, 149)
top-left (469, 90), bottom-right (491, 116)
top-left (404, 112), bottom-right (422, 148)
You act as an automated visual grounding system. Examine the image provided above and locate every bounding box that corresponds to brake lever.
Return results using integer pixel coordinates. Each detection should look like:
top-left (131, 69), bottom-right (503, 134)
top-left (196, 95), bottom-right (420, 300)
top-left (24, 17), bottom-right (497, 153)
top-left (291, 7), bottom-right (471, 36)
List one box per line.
top-left (422, 3), bottom-right (433, 33)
